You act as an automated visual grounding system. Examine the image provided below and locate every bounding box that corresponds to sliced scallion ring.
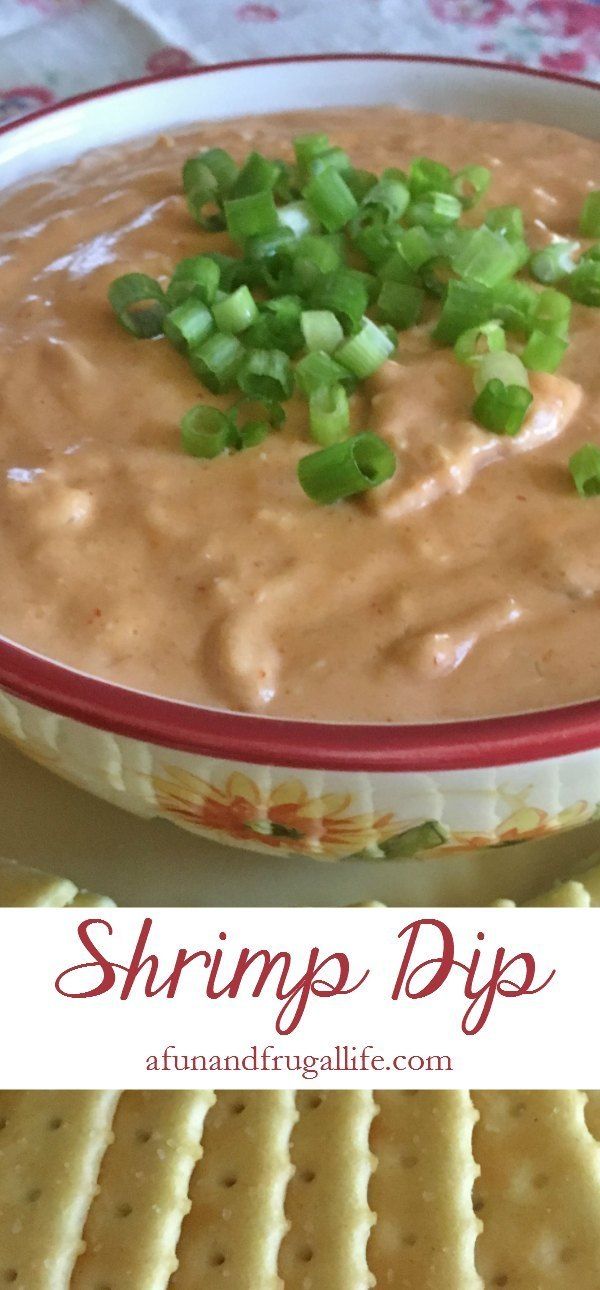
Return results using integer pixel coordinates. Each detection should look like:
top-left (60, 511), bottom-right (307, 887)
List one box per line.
top-left (297, 431), bottom-right (396, 503)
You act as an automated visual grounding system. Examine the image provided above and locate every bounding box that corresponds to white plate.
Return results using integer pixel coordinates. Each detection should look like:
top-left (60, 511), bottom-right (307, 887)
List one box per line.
top-left (1, 55), bottom-right (599, 905)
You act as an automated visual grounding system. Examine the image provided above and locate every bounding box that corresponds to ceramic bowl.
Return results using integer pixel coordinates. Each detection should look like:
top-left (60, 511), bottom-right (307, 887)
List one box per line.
top-left (1, 55), bottom-right (599, 862)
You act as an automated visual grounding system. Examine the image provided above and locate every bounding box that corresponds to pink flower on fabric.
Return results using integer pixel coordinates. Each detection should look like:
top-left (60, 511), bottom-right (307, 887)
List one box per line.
top-left (145, 47), bottom-right (198, 76)
top-left (541, 49), bottom-right (588, 73)
top-left (235, 3), bottom-right (281, 20)
top-left (428, 0), bottom-right (513, 26)
top-left (0, 85), bottom-right (55, 124)
top-left (527, 0), bottom-right (600, 40)
top-left (18, 0), bottom-right (88, 13)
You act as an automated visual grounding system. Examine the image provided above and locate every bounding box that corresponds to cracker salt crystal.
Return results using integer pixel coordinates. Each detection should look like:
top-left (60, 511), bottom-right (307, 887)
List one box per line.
top-left (473, 1090), bottom-right (600, 1286)
top-left (0, 857), bottom-right (77, 907)
top-left (71, 1091), bottom-right (214, 1290)
top-left (0, 1090), bottom-right (119, 1290)
top-left (524, 880), bottom-right (590, 908)
top-left (278, 1090), bottom-right (377, 1290)
top-left (173, 1090), bottom-right (296, 1290)
top-left (367, 1091), bottom-right (482, 1289)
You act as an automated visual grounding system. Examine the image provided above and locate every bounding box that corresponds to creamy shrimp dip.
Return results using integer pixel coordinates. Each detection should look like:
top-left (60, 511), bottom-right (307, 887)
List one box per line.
top-left (0, 107), bottom-right (599, 722)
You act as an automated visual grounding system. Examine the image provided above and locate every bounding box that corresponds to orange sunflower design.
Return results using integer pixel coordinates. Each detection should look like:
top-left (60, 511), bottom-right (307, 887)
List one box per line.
top-left (436, 799), bottom-right (599, 854)
top-left (152, 766), bottom-right (406, 858)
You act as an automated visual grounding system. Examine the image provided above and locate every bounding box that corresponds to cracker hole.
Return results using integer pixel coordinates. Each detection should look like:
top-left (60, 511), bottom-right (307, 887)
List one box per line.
top-left (117, 1204), bottom-right (133, 1218)
top-left (299, 1169), bottom-right (316, 1183)
top-left (533, 1173), bottom-right (549, 1190)
top-left (307, 1095), bottom-right (322, 1109)
top-left (47, 1117), bottom-right (63, 1131)
top-left (3, 1272), bottom-right (17, 1284)
top-left (510, 1102), bottom-right (526, 1118)
top-left (561, 1248), bottom-right (577, 1265)
top-left (221, 1175), bottom-right (237, 1189)
top-left (473, 1198), bottom-right (485, 1214)
top-left (401, 1154), bottom-right (418, 1168)
top-left (492, 1276), bottom-right (508, 1287)
top-left (403, 1234), bottom-right (417, 1248)
top-left (209, 1253), bottom-right (226, 1268)
top-left (0, 1119), bottom-right (7, 1132)
top-left (136, 1130), bottom-right (151, 1144)
top-left (297, 1246), bottom-right (313, 1263)
top-left (230, 1100), bottom-right (246, 1116)
top-left (26, 1189), bottom-right (41, 1203)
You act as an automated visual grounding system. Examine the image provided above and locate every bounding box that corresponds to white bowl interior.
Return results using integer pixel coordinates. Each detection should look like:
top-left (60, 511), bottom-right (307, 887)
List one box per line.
top-left (0, 59), bottom-right (598, 192)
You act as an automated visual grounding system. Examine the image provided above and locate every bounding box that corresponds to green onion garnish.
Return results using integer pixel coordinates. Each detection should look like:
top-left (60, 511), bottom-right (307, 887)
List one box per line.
top-left (530, 240), bottom-right (579, 285)
top-left (189, 332), bottom-right (245, 393)
top-left (533, 288), bottom-right (572, 338)
top-left (181, 157), bottom-right (223, 228)
top-left (485, 205), bottom-right (525, 242)
top-left (295, 350), bottom-right (348, 396)
top-left (300, 309), bottom-right (344, 353)
top-left (399, 226), bottom-right (436, 270)
top-left (452, 226), bottom-right (520, 287)
top-left (293, 132), bottom-right (331, 174)
top-left (212, 285), bottom-right (258, 335)
top-left (408, 157), bottom-right (452, 197)
top-left (164, 300), bottom-right (214, 352)
top-left (231, 151), bottom-right (280, 197)
top-left (238, 348), bottom-right (294, 401)
top-left (197, 148), bottom-right (239, 195)
top-left (297, 432), bottom-right (396, 503)
top-left (308, 384), bottom-right (350, 445)
top-left (452, 165), bottom-right (491, 209)
top-left (307, 146), bottom-right (351, 178)
top-left (522, 329), bottom-right (567, 373)
top-left (361, 176), bottom-right (410, 223)
top-left (454, 320), bottom-right (506, 365)
top-left (166, 256), bottom-right (221, 308)
top-left (181, 405), bottom-right (237, 458)
top-left (278, 200), bottom-right (319, 238)
top-left (434, 280), bottom-right (494, 344)
top-left (491, 280), bottom-right (537, 335)
top-left (303, 168), bottom-right (358, 232)
top-left (569, 443), bottom-right (600, 496)
top-left (239, 420), bottom-right (270, 449)
top-left (407, 191), bottom-right (462, 230)
top-left (377, 280), bottom-right (424, 330)
top-left (108, 273), bottom-right (167, 338)
top-left (580, 191), bottom-right (600, 238)
top-left (309, 268), bottom-right (369, 333)
top-left (472, 379), bottom-right (533, 436)
top-left (568, 259), bottom-right (600, 308)
top-left (336, 318), bottom-right (395, 378)
top-left (473, 350), bottom-right (530, 394)
top-left (224, 190), bottom-right (279, 242)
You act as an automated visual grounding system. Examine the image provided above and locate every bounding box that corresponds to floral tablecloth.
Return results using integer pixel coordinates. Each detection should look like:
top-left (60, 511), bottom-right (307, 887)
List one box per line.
top-left (0, 0), bottom-right (598, 126)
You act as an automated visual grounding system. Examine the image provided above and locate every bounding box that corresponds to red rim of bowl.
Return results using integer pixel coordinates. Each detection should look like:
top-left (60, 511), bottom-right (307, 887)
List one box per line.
top-left (1, 52), bottom-right (599, 773)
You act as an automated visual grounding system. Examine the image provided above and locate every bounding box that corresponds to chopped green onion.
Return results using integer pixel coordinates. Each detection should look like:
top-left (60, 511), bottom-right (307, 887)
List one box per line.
top-left (164, 299), bottom-right (214, 352)
top-left (472, 379), bottom-right (533, 436)
top-left (108, 273), bottom-right (167, 338)
top-left (568, 259), bottom-right (600, 308)
top-left (569, 443), bottom-right (600, 496)
top-left (295, 350), bottom-right (348, 396)
top-left (377, 280), bottom-right (424, 330)
top-left (300, 309), bottom-right (344, 353)
top-left (231, 151), bottom-right (280, 197)
top-left (303, 169), bottom-right (358, 232)
top-left (224, 190), bottom-right (279, 242)
top-left (580, 191), bottom-right (600, 238)
top-left (297, 431), bottom-right (396, 503)
top-left (201, 252), bottom-right (245, 292)
top-left (189, 332), bottom-right (245, 393)
top-left (197, 147), bottom-right (238, 195)
top-left (212, 285), bottom-right (258, 334)
top-left (181, 405), bottom-right (237, 458)
top-left (530, 240), bottom-right (579, 284)
top-left (293, 132), bottom-right (331, 173)
top-left (351, 221), bottom-right (399, 268)
top-left (307, 147), bottom-right (351, 177)
top-left (406, 192), bottom-right (462, 229)
top-left (335, 317), bottom-right (395, 378)
top-left (452, 165), bottom-right (491, 209)
top-left (238, 348), bottom-right (294, 401)
top-left (278, 200), bottom-right (319, 238)
top-left (244, 226), bottom-right (296, 262)
top-left (521, 329), bottom-right (567, 373)
top-left (308, 384), bottom-right (350, 445)
top-left (433, 280), bottom-right (493, 344)
top-left (361, 176), bottom-right (410, 223)
top-left (454, 320), bottom-right (506, 365)
top-left (485, 205), bottom-right (525, 242)
top-left (182, 157), bottom-right (223, 228)
top-left (238, 420), bottom-right (270, 449)
top-left (533, 288), bottom-right (572, 338)
top-left (345, 169), bottom-right (378, 202)
top-left (379, 249), bottom-right (420, 286)
top-left (399, 226), bottom-right (436, 270)
top-left (491, 280), bottom-right (537, 335)
top-left (408, 157), bottom-right (453, 197)
top-left (287, 233), bottom-right (343, 292)
top-left (166, 256), bottom-right (221, 308)
top-left (473, 350), bottom-right (529, 395)
top-left (309, 268), bottom-right (369, 333)
top-left (451, 225), bottom-right (520, 287)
